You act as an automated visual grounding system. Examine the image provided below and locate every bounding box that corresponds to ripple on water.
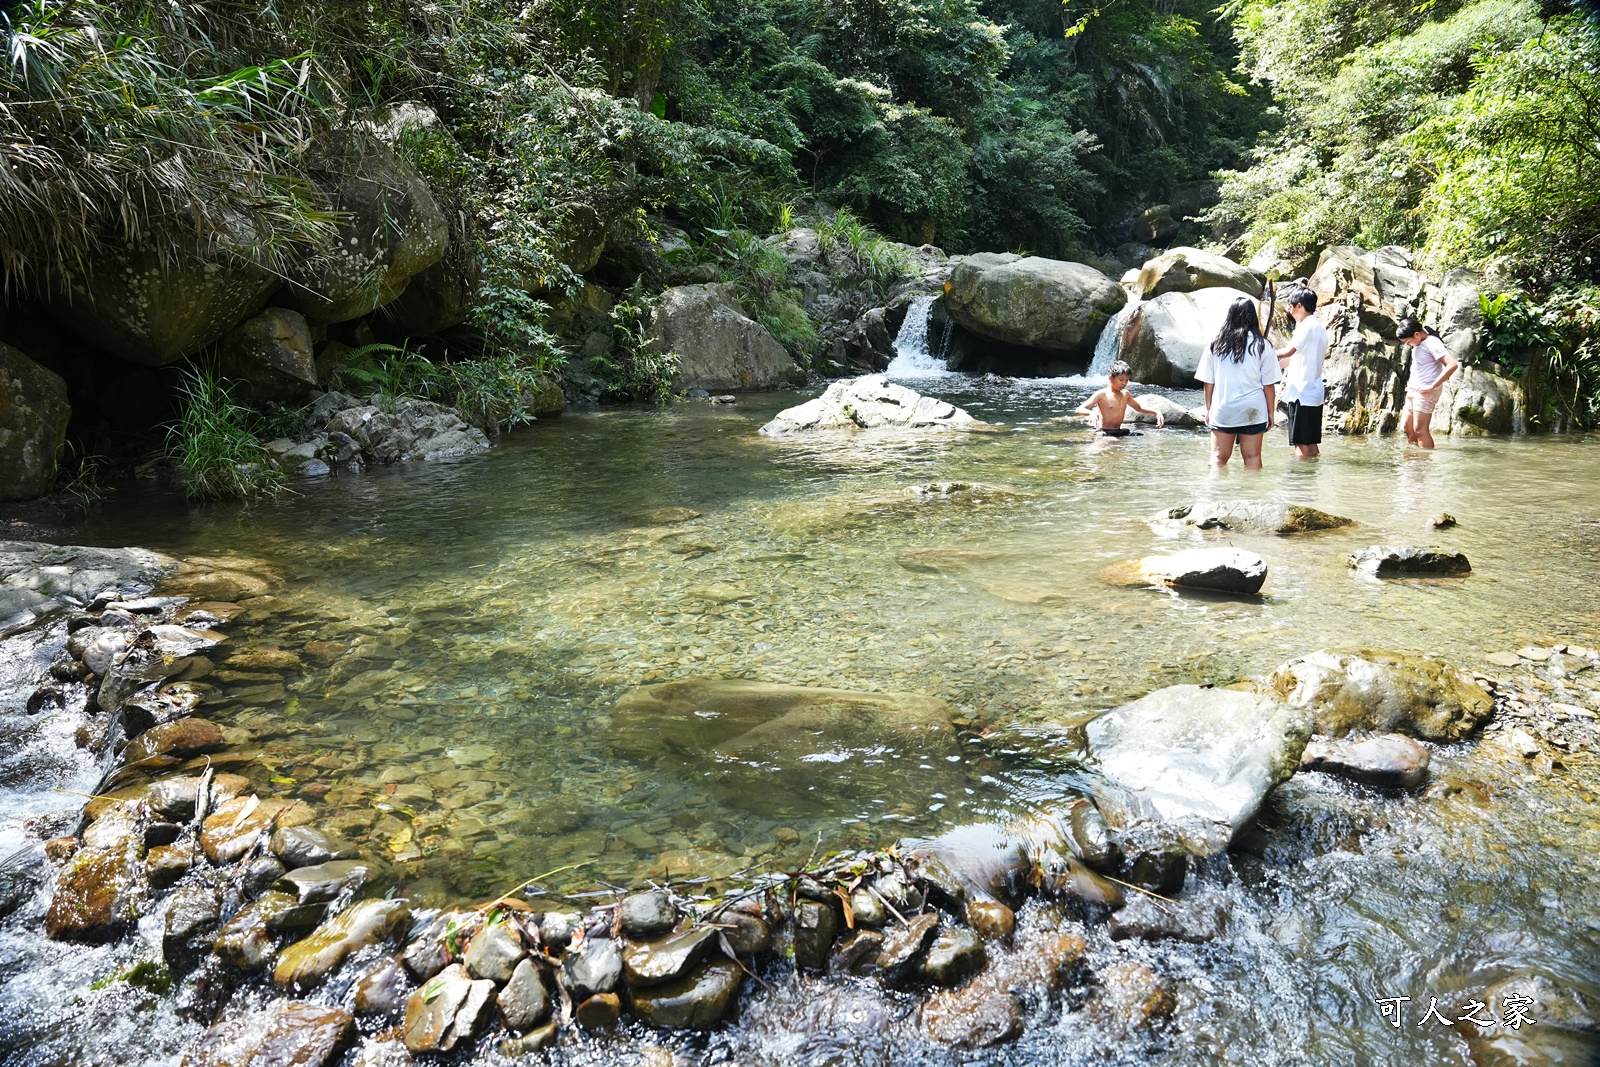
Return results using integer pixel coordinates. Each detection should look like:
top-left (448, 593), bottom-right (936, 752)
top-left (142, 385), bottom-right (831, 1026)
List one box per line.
top-left (3, 382), bottom-right (1599, 1065)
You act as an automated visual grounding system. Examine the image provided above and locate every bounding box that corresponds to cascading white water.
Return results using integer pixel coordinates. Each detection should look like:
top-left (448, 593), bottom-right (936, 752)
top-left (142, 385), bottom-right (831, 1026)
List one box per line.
top-left (883, 294), bottom-right (950, 379)
top-left (1085, 294), bottom-right (1137, 379)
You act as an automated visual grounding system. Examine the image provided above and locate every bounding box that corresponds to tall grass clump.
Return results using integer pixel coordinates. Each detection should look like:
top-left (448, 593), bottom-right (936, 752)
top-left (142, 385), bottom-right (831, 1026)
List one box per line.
top-left (167, 366), bottom-right (284, 501)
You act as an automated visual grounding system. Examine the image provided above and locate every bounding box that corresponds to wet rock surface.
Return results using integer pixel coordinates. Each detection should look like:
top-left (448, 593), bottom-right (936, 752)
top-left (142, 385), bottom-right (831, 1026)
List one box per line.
top-left (185, 1001), bottom-right (354, 1067)
top-left (404, 963), bottom-right (496, 1053)
top-left (1086, 685), bottom-right (1313, 854)
top-left (1270, 648), bottom-right (1494, 741)
top-left (1299, 732), bottom-right (1431, 788)
top-left (627, 957), bottom-right (744, 1030)
top-left (1349, 545), bottom-right (1471, 576)
top-left (1158, 500), bottom-right (1355, 535)
top-left (273, 897), bottom-right (410, 988)
top-left (1135, 547), bottom-right (1268, 595)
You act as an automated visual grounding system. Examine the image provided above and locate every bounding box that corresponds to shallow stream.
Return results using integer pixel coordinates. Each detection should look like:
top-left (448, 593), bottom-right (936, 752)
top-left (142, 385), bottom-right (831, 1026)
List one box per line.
top-left (3, 376), bottom-right (1599, 1065)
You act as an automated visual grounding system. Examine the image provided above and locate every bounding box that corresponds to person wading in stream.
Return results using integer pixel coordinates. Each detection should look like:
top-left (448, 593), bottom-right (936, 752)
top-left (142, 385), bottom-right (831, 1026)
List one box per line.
top-left (1398, 317), bottom-right (1460, 449)
top-left (1196, 296), bottom-right (1282, 469)
top-left (1274, 285), bottom-right (1328, 459)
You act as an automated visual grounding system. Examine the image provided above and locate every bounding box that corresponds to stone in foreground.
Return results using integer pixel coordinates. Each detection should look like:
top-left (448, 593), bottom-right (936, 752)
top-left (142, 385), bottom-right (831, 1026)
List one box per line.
top-left (1139, 548), bottom-right (1267, 595)
top-left (1158, 500), bottom-right (1354, 535)
top-left (1348, 546), bottom-right (1470, 576)
top-left (626, 957), bottom-right (743, 1030)
top-left (1269, 649), bottom-right (1493, 742)
top-left (184, 1001), bottom-right (353, 1067)
top-left (1299, 733), bottom-right (1430, 788)
top-left (1085, 685), bottom-right (1313, 855)
top-left (759, 374), bottom-right (976, 436)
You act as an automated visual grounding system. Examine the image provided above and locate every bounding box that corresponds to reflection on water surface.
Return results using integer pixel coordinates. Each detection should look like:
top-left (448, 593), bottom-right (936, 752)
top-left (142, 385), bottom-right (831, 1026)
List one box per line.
top-left (5, 377), bottom-right (1599, 1066)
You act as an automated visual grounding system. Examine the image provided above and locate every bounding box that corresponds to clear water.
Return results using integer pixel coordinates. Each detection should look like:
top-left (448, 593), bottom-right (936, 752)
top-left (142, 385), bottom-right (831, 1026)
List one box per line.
top-left (3, 376), bottom-right (1599, 1066)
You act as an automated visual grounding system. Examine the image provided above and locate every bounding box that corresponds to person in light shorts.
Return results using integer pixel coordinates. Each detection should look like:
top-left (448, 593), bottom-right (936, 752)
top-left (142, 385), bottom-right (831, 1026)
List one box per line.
top-left (1398, 317), bottom-right (1460, 449)
top-left (1196, 296), bottom-right (1282, 469)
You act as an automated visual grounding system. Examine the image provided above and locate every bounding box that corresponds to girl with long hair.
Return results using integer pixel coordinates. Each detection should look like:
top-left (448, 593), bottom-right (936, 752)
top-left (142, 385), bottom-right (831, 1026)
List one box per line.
top-left (1196, 296), bottom-right (1282, 469)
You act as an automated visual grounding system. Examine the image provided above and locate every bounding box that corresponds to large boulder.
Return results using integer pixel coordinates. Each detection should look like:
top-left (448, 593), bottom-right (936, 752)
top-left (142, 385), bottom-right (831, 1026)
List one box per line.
top-left (1085, 685), bottom-right (1313, 855)
top-left (1268, 649), bottom-right (1494, 741)
top-left (1433, 268), bottom-right (1485, 362)
top-left (0, 542), bottom-right (175, 636)
top-left (184, 1002), bottom-right (354, 1067)
top-left (47, 235), bottom-right (280, 365)
top-left (1432, 364), bottom-right (1523, 435)
top-left (1120, 287), bottom-right (1257, 387)
top-left (0, 343), bottom-right (70, 500)
top-left (646, 284), bottom-right (803, 392)
top-left (281, 130), bottom-right (448, 325)
top-left (1133, 248), bottom-right (1261, 299)
top-left (943, 254), bottom-right (1124, 359)
top-left (218, 308), bottom-right (317, 401)
top-left (759, 375), bottom-right (975, 436)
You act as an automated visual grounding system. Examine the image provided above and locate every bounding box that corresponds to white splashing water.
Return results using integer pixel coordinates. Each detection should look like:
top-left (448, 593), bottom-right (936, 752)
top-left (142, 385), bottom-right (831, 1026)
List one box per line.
top-left (1085, 293), bottom-right (1138, 381)
top-left (884, 295), bottom-right (951, 379)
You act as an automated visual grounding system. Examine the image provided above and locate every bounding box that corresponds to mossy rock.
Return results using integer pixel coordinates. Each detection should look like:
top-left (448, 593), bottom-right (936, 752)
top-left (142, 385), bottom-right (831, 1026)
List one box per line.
top-left (1268, 648), bottom-right (1493, 741)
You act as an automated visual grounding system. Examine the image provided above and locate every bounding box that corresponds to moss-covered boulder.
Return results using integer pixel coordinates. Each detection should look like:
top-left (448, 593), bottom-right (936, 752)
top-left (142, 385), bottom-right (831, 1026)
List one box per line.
top-left (0, 343), bottom-right (70, 500)
top-left (1268, 649), bottom-right (1494, 741)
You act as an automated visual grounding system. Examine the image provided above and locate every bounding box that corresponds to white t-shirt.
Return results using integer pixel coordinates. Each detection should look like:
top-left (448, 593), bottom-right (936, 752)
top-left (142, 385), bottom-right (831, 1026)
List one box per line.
top-left (1196, 338), bottom-right (1282, 429)
top-left (1283, 315), bottom-right (1328, 406)
top-left (1410, 335), bottom-right (1451, 390)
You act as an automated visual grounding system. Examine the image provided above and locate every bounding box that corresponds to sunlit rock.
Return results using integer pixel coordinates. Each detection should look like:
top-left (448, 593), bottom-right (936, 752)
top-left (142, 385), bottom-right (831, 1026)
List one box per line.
top-left (1085, 685), bottom-right (1312, 855)
top-left (759, 374), bottom-right (976, 436)
top-left (1268, 648), bottom-right (1493, 741)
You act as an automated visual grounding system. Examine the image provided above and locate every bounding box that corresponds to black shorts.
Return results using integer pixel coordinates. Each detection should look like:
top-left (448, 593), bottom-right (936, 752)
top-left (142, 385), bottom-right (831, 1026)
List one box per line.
top-left (1210, 422), bottom-right (1268, 436)
top-left (1096, 427), bottom-right (1141, 437)
top-left (1286, 401), bottom-right (1323, 445)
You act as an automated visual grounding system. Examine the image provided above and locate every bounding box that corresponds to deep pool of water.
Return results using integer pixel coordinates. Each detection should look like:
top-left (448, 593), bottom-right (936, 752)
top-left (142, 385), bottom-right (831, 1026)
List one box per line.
top-left (3, 375), bottom-right (1599, 1066)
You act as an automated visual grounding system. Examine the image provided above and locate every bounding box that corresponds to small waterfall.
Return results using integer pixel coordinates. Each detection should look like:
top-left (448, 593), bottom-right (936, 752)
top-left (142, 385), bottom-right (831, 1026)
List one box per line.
top-left (884, 295), bottom-right (950, 379)
top-left (1086, 295), bottom-right (1137, 379)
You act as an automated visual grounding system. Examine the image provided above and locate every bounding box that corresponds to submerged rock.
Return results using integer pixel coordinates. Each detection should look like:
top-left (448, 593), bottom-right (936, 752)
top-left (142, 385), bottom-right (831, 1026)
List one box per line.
top-left (876, 913), bottom-right (940, 979)
top-left (1108, 892), bottom-right (1226, 944)
top-left (1299, 733), bottom-right (1431, 788)
top-left (759, 374), bottom-right (977, 436)
top-left (184, 1001), bottom-right (354, 1067)
top-left (1348, 546), bottom-right (1471, 576)
top-left (1091, 961), bottom-right (1177, 1034)
top-left (122, 717), bottom-right (224, 763)
top-left (1158, 500), bottom-right (1354, 535)
top-left (269, 826), bottom-right (359, 869)
top-left (1138, 548), bottom-right (1268, 595)
top-left (1085, 685), bottom-right (1313, 855)
top-left (626, 957), bottom-right (743, 1030)
top-left (1269, 649), bottom-right (1494, 741)
top-left (273, 859), bottom-right (373, 904)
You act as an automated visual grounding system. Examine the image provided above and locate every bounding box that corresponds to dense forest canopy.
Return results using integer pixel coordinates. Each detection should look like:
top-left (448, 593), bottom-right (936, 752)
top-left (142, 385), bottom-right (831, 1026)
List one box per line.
top-left (0, 0), bottom-right (1596, 419)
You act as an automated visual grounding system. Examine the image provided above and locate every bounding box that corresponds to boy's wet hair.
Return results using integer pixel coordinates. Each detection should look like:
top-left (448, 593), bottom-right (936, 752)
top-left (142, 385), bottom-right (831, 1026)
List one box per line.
top-left (1286, 286), bottom-right (1317, 313)
top-left (1107, 360), bottom-right (1132, 379)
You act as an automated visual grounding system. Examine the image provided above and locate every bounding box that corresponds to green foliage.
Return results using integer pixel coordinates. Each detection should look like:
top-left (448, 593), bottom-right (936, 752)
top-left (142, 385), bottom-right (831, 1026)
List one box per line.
top-left (54, 443), bottom-right (113, 505)
top-left (592, 287), bottom-right (680, 402)
top-left (1214, 0), bottom-right (1597, 286)
top-left (89, 960), bottom-right (172, 996)
top-left (1479, 286), bottom-right (1600, 427)
top-left (813, 207), bottom-right (916, 298)
top-left (339, 342), bottom-right (561, 433)
top-left (167, 365), bottom-right (284, 502)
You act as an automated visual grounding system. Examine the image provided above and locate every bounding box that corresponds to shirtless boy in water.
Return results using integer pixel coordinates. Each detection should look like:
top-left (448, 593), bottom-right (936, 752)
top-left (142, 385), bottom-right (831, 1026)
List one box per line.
top-left (1075, 361), bottom-right (1165, 435)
